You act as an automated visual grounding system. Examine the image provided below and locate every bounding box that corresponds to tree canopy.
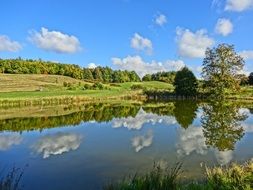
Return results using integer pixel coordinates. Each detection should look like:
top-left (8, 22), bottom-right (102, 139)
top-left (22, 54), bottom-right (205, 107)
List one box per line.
top-left (202, 44), bottom-right (244, 99)
top-left (0, 58), bottom-right (140, 83)
top-left (174, 67), bottom-right (197, 96)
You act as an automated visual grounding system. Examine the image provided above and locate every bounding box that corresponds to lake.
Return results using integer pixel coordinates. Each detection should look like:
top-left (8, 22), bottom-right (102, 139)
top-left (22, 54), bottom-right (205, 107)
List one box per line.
top-left (1, 101), bottom-right (253, 190)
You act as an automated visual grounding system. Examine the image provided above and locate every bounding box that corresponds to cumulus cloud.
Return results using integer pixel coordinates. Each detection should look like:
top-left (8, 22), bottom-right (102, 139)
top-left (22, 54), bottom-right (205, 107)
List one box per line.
top-left (177, 126), bottom-right (208, 156)
top-left (239, 50), bottom-right (253, 60)
top-left (0, 35), bottom-right (22, 52)
top-left (155, 14), bottom-right (167, 26)
top-left (176, 28), bottom-right (214, 58)
top-left (112, 108), bottom-right (177, 130)
top-left (33, 132), bottom-right (82, 159)
top-left (29, 27), bottom-right (81, 53)
top-left (132, 130), bottom-right (153, 152)
top-left (0, 134), bottom-right (22, 151)
top-left (112, 55), bottom-right (185, 77)
top-left (225, 0), bottom-right (253, 11)
top-left (131, 33), bottom-right (153, 54)
top-left (87, 63), bottom-right (98, 69)
top-left (215, 18), bottom-right (233, 36)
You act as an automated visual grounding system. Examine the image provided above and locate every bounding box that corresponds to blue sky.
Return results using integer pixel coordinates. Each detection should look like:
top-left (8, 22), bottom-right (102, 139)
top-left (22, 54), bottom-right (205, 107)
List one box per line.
top-left (0, 0), bottom-right (253, 77)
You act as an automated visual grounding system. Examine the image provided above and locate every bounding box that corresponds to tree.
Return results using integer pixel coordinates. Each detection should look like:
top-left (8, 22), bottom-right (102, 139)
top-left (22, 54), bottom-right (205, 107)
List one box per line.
top-left (201, 101), bottom-right (247, 151)
top-left (93, 67), bottom-right (103, 81)
top-left (202, 44), bottom-right (244, 99)
top-left (83, 68), bottom-right (94, 80)
top-left (248, 72), bottom-right (253, 85)
top-left (174, 67), bottom-right (197, 96)
top-left (142, 74), bottom-right (152, 81)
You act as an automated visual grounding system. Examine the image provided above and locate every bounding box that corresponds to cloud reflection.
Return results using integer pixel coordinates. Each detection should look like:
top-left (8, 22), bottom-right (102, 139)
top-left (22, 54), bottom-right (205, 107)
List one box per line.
top-left (132, 130), bottom-right (153, 152)
top-left (33, 132), bottom-right (82, 159)
top-left (177, 126), bottom-right (208, 156)
top-left (0, 134), bottom-right (22, 151)
top-left (112, 109), bottom-right (176, 130)
top-left (214, 150), bottom-right (233, 165)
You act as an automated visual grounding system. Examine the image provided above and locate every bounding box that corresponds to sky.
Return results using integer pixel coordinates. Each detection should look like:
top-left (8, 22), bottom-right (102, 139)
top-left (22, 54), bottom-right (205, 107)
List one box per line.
top-left (0, 0), bottom-right (253, 77)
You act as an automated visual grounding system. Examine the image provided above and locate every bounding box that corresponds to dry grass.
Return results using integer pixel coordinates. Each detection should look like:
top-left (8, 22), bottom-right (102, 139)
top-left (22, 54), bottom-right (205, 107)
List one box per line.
top-left (0, 74), bottom-right (91, 92)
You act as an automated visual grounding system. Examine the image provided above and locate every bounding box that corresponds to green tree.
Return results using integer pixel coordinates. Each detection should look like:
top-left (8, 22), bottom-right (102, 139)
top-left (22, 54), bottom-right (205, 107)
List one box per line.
top-left (83, 68), bottom-right (94, 80)
top-left (142, 74), bottom-right (152, 81)
top-left (248, 72), bottom-right (253, 85)
top-left (93, 67), bottom-right (103, 81)
top-left (202, 44), bottom-right (244, 99)
top-left (174, 67), bottom-right (197, 96)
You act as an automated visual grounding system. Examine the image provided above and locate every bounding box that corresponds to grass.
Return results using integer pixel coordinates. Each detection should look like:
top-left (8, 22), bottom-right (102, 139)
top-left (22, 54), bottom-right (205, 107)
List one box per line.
top-left (104, 161), bottom-right (253, 190)
top-left (0, 74), bottom-right (172, 104)
top-left (0, 166), bottom-right (25, 190)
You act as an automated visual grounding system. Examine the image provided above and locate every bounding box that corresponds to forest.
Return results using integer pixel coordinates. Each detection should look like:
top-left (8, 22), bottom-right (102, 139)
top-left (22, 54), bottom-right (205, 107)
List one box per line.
top-left (0, 58), bottom-right (141, 83)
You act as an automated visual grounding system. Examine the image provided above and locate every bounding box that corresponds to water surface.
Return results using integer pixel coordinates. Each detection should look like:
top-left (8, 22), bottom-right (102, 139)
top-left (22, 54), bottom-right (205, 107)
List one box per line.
top-left (1, 101), bottom-right (253, 189)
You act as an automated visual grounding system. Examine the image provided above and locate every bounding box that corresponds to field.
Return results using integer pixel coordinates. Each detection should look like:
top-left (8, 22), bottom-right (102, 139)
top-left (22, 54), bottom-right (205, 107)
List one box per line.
top-left (0, 74), bottom-right (173, 101)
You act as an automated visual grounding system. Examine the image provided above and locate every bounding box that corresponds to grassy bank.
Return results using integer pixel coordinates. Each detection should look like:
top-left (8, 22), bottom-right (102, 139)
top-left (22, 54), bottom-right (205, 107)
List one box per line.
top-left (0, 74), bottom-right (172, 106)
top-left (104, 161), bottom-right (253, 190)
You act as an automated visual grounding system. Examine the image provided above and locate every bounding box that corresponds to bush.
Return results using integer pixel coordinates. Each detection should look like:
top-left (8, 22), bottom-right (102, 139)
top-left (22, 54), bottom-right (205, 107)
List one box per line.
top-left (130, 84), bottom-right (145, 90)
top-left (93, 82), bottom-right (104, 90)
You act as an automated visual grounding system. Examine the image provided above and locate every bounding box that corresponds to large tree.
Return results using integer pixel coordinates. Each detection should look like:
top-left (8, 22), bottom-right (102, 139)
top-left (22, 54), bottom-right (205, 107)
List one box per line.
top-left (174, 67), bottom-right (197, 96)
top-left (248, 72), bottom-right (253, 85)
top-left (202, 44), bottom-right (244, 99)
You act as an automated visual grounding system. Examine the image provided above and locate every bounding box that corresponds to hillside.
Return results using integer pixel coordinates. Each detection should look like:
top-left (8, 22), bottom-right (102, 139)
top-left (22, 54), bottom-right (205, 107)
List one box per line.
top-left (0, 74), bottom-right (92, 92)
top-left (0, 74), bottom-right (173, 102)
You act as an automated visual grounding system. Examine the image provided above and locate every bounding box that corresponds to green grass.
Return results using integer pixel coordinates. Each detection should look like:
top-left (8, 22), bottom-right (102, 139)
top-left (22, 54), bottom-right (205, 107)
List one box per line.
top-left (0, 74), bottom-right (172, 102)
top-left (104, 161), bottom-right (253, 190)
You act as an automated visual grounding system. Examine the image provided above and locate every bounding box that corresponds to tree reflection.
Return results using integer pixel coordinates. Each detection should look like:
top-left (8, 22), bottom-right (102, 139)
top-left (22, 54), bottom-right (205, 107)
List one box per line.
top-left (201, 101), bottom-right (247, 151)
top-left (173, 101), bottom-right (198, 129)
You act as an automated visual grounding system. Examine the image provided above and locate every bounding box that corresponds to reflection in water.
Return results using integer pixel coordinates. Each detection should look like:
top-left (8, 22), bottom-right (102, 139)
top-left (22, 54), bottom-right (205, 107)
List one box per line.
top-left (214, 150), bottom-right (233, 165)
top-left (112, 109), bottom-right (176, 130)
top-left (131, 130), bottom-right (153, 152)
top-left (174, 101), bottom-right (198, 129)
top-left (201, 101), bottom-right (248, 151)
top-left (33, 132), bottom-right (82, 159)
top-left (1, 101), bottom-right (253, 189)
top-left (0, 134), bottom-right (22, 151)
top-left (177, 126), bottom-right (207, 156)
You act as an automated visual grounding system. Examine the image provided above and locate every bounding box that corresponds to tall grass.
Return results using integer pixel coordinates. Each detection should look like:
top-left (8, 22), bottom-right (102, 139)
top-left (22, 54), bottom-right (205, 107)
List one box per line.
top-left (0, 166), bottom-right (25, 190)
top-left (104, 163), bottom-right (182, 190)
top-left (104, 161), bottom-right (253, 190)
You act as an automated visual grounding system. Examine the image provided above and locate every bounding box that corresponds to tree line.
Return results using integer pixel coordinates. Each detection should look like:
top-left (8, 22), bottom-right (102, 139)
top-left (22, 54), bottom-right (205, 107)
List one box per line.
top-left (142, 71), bottom-right (176, 83)
top-left (0, 58), bottom-right (140, 83)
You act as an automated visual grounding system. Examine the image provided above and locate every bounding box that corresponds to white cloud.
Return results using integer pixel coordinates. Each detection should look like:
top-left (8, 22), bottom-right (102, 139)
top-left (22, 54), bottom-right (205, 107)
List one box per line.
top-left (225, 0), bottom-right (253, 11)
top-left (112, 108), bottom-right (176, 130)
top-left (131, 33), bottom-right (153, 54)
top-left (0, 35), bottom-right (22, 52)
top-left (33, 132), bottom-right (82, 159)
top-left (29, 27), bottom-right (81, 53)
top-left (112, 55), bottom-right (185, 77)
top-left (155, 14), bottom-right (167, 26)
top-left (239, 50), bottom-right (253, 60)
top-left (176, 28), bottom-right (215, 58)
top-left (215, 18), bottom-right (233, 36)
top-left (87, 63), bottom-right (98, 69)
top-left (0, 134), bottom-right (22, 151)
top-left (132, 130), bottom-right (153, 152)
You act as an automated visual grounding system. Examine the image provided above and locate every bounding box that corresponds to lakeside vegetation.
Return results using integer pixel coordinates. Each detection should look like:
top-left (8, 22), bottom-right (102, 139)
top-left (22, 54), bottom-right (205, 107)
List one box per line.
top-left (1, 44), bottom-right (253, 104)
top-left (104, 160), bottom-right (253, 190)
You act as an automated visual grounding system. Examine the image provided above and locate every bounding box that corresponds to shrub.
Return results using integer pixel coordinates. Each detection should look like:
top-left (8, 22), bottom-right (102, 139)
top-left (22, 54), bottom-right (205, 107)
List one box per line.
top-left (130, 84), bottom-right (145, 90)
top-left (93, 82), bottom-right (104, 90)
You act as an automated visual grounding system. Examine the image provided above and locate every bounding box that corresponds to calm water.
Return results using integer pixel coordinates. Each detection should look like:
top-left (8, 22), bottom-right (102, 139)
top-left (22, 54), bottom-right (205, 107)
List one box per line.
top-left (1, 101), bottom-right (253, 189)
